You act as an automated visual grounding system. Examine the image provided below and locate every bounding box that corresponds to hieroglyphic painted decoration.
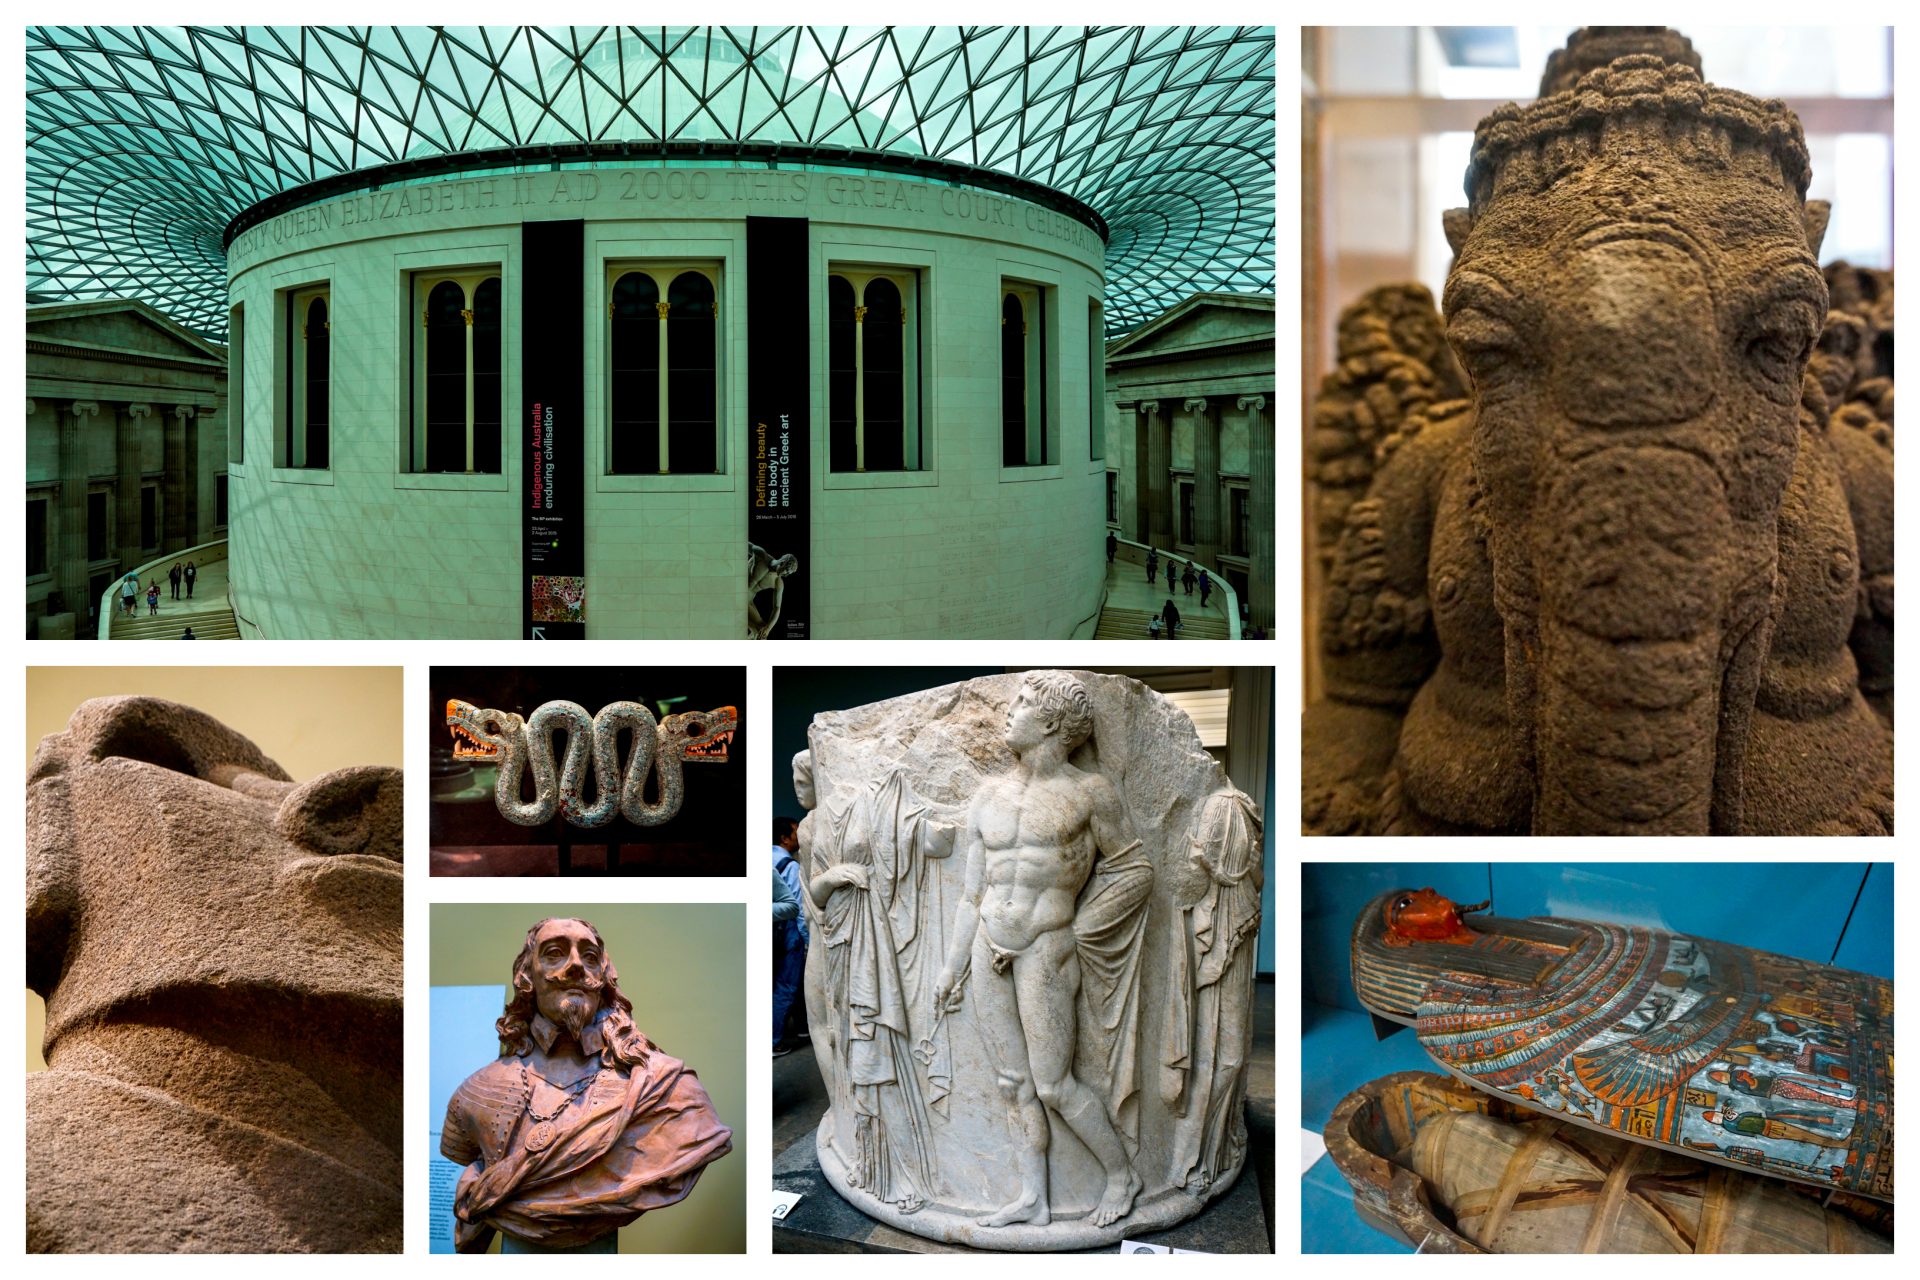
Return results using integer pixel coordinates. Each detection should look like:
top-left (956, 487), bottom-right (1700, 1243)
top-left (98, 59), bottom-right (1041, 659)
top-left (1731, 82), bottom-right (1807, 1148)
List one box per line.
top-left (445, 698), bottom-right (736, 827)
top-left (1350, 889), bottom-right (1893, 1201)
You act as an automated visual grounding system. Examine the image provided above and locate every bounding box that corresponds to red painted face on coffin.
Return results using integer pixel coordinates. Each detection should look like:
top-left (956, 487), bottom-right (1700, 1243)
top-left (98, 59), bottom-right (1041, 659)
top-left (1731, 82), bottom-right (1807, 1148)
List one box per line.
top-left (1385, 888), bottom-right (1469, 942)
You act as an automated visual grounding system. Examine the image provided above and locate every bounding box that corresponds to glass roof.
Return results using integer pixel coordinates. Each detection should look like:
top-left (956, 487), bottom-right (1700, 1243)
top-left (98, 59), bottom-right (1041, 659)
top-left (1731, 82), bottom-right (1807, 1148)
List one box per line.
top-left (27, 25), bottom-right (1275, 340)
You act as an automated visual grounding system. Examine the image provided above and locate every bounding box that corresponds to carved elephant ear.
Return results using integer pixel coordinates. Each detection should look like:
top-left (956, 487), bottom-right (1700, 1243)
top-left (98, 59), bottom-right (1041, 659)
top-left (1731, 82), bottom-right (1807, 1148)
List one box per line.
top-left (1442, 207), bottom-right (1474, 257)
top-left (1804, 200), bottom-right (1832, 257)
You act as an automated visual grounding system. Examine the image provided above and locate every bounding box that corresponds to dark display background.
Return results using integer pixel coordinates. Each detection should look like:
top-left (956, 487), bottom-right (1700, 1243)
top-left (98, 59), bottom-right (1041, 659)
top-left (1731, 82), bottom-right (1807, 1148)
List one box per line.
top-left (747, 215), bottom-right (810, 638)
top-left (430, 665), bottom-right (744, 876)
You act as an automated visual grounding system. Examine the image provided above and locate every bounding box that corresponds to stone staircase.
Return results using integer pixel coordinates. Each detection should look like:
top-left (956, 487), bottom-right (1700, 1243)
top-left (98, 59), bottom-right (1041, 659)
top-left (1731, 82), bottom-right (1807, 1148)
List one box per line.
top-left (109, 601), bottom-right (240, 640)
top-left (1094, 605), bottom-right (1230, 640)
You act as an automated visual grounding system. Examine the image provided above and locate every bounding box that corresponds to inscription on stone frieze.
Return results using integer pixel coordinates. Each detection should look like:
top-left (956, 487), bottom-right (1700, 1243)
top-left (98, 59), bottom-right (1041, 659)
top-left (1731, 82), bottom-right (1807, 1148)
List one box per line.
top-left (228, 167), bottom-right (1100, 269)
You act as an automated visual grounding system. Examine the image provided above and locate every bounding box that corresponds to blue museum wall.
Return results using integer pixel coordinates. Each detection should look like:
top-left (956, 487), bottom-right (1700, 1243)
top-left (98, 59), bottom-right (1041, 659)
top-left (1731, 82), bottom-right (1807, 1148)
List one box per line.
top-left (1303, 863), bottom-right (1889, 1013)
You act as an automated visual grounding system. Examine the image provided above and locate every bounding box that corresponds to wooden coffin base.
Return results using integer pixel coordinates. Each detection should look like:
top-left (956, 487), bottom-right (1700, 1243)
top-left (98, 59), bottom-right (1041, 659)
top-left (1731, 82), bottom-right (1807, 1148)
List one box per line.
top-left (1323, 1071), bottom-right (1891, 1254)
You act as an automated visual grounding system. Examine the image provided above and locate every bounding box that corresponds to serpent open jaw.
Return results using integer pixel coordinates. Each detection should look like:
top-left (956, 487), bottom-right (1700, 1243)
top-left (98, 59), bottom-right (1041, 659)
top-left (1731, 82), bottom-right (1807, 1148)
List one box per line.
top-left (446, 698), bottom-right (509, 761)
top-left (668, 706), bottom-right (739, 763)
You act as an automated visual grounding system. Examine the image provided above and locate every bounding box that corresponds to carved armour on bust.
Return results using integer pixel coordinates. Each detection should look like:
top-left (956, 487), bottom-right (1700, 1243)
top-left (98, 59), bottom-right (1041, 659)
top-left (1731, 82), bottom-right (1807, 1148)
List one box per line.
top-left (440, 920), bottom-right (732, 1252)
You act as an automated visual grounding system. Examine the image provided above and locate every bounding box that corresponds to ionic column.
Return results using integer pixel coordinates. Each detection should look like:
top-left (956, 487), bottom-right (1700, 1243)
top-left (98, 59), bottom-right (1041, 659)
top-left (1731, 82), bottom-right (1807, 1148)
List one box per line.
top-left (165, 404), bottom-right (194, 547)
top-left (1240, 395), bottom-right (1273, 632)
top-left (1186, 396), bottom-right (1220, 563)
top-left (120, 403), bottom-right (151, 556)
top-left (1140, 400), bottom-right (1171, 548)
top-left (60, 401), bottom-right (99, 621)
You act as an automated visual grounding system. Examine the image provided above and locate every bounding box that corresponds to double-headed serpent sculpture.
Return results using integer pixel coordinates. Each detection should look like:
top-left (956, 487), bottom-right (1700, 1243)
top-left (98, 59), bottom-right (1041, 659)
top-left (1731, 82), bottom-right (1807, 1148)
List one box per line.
top-left (446, 699), bottom-right (737, 827)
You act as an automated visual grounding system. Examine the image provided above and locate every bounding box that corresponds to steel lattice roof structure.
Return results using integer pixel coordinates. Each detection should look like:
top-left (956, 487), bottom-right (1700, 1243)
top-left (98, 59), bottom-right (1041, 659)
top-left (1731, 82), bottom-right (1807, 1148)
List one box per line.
top-left (27, 25), bottom-right (1275, 341)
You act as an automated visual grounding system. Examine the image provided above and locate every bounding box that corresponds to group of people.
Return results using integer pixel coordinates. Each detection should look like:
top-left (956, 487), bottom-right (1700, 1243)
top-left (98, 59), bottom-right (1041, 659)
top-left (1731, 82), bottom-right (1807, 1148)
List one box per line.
top-left (1145, 547), bottom-right (1212, 605)
top-left (116, 560), bottom-right (199, 619)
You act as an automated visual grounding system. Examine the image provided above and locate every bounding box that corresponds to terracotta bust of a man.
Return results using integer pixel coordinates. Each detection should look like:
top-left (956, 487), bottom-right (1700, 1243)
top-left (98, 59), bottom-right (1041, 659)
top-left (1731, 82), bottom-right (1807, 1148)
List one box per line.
top-left (26, 696), bottom-right (404, 1252)
top-left (440, 918), bottom-right (733, 1251)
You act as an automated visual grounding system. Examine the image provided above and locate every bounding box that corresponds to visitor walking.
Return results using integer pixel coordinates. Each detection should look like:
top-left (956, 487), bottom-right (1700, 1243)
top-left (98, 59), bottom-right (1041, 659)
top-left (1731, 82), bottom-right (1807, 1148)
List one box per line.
top-left (169, 562), bottom-right (182, 600)
top-left (1163, 598), bottom-right (1181, 639)
top-left (1147, 615), bottom-right (1163, 639)
top-left (1198, 568), bottom-right (1212, 609)
top-left (1183, 564), bottom-right (1196, 596)
top-left (772, 817), bottom-right (808, 1053)
top-left (1145, 547), bottom-right (1158, 583)
top-left (183, 561), bottom-right (197, 599)
top-left (1105, 530), bottom-right (1117, 564)
top-left (146, 582), bottom-right (160, 615)
top-left (120, 573), bottom-right (138, 617)
top-left (181, 627), bottom-right (197, 640)
top-left (772, 865), bottom-right (801, 1058)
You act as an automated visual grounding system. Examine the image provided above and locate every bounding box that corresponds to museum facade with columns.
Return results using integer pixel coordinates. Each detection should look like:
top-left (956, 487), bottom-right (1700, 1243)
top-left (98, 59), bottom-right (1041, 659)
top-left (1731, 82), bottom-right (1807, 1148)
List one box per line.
top-left (25, 300), bottom-right (228, 638)
top-left (1103, 293), bottom-right (1275, 633)
top-left (26, 26), bottom-right (1274, 639)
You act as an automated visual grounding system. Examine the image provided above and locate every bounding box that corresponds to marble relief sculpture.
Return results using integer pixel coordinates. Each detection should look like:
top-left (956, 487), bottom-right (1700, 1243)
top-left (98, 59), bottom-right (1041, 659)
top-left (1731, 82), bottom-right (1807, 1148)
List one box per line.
top-left (26, 697), bottom-right (404, 1252)
top-left (445, 698), bottom-right (736, 826)
top-left (440, 918), bottom-right (733, 1252)
top-left (798, 670), bottom-right (1263, 1248)
top-left (1305, 28), bottom-right (1893, 836)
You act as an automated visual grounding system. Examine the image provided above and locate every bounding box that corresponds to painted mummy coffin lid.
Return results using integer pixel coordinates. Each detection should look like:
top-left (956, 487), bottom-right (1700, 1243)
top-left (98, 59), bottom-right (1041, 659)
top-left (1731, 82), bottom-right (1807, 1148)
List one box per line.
top-left (1349, 890), bottom-right (1894, 1202)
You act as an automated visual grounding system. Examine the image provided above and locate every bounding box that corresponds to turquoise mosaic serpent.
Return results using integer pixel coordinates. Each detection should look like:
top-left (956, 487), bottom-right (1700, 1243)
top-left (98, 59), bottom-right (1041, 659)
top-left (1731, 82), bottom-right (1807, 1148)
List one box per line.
top-left (1350, 889), bottom-right (1893, 1200)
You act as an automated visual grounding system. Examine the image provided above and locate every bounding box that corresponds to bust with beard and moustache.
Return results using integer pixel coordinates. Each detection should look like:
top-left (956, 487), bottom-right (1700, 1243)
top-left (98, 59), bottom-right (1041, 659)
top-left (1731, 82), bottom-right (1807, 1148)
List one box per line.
top-left (440, 918), bottom-right (733, 1252)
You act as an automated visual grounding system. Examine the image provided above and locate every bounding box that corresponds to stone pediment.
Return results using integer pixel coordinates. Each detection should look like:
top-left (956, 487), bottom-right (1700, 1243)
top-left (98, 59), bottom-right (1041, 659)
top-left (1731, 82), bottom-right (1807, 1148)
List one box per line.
top-left (27, 298), bottom-right (225, 364)
top-left (1107, 292), bottom-right (1274, 363)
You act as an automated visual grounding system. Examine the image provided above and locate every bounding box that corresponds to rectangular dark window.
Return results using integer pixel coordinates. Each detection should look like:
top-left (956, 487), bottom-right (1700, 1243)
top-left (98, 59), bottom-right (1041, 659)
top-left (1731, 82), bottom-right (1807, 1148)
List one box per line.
top-left (216, 473), bottom-right (229, 527)
top-left (86, 491), bottom-right (108, 562)
top-left (1106, 472), bottom-right (1118, 524)
top-left (1231, 488), bottom-right (1249, 557)
top-left (27, 498), bottom-right (48, 576)
top-left (140, 486), bottom-right (156, 550)
top-left (1178, 480), bottom-right (1195, 546)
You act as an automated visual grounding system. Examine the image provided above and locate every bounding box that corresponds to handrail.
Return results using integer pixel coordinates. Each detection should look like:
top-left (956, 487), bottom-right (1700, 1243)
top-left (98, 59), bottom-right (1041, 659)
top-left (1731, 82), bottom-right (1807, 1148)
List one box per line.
top-left (97, 537), bottom-right (230, 640)
top-left (1105, 534), bottom-right (1242, 639)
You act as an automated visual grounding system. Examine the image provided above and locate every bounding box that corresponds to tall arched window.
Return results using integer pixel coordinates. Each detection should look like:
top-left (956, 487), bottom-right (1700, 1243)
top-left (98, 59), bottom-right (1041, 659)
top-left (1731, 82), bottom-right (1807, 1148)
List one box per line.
top-left (1001, 281), bottom-right (1050, 467)
top-left (827, 275), bottom-right (858, 472)
top-left (424, 280), bottom-right (466, 471)
top-left (862, 278), bottom-right (905, 472)
top-left (609, 271), bottom-right (661, 474)
top-left (409, 269), bottom-right (503, 473)
top-left (667, 271), bottom-right (717, 474)
top-left (606, 264), bottom-right (722, 475)
top-left (1001, 292), bottom-right (1026, 466)
top-left (828, 267), bottom-right (921, 473)
top-left (284, 284), bottom-right (329, 469)
top-left (471, 278), bottom-right (502, 473)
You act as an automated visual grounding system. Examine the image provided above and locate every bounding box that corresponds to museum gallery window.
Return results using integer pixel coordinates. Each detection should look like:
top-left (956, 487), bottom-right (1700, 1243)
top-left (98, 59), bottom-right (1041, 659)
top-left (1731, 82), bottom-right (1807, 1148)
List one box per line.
top-left (607, 264), bottom-right (721, 475)
top-left (215, 473), bottom-right (229, 528)
top-left (28, 497), bottom-right (48, 576)
top-left (140, 485), bottom-right (156, 551)
top-left (1230, 485), bottom-right (1249, 558)
top-left (86, 490), bottom-right (107, 562)
top-left (828, 268), bottom-right (921, 472)
top-left (1088, 300), bottom-right (1105, 460)
top-left (1106, 472), bottom-right (1118, 524)
top-left (228, 303), bottom-right (243, 466)
top-left (1178, 478), bottom-right (1195, 546)
top-left (1001, 281), bottom-right (1050, 466)
top-left (283, 285), bottom-right (329, 469)
top-left (411, 270), bottom-right (503, 473)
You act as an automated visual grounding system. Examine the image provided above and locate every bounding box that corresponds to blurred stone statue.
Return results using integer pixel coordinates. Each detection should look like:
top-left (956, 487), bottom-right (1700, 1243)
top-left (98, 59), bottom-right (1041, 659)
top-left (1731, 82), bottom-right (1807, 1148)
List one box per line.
top-left (27, 696), bottom-right (404, 1252)
top-left (440, 918), bottom-right (733, 1252)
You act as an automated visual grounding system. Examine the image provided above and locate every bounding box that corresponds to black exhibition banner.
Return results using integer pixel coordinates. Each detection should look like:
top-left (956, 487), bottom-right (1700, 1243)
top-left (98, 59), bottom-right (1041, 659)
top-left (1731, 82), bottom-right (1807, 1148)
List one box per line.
top-left (522, 218), bottom-right (585, 639)
top-left (747, 215), bottom-right (810, 639)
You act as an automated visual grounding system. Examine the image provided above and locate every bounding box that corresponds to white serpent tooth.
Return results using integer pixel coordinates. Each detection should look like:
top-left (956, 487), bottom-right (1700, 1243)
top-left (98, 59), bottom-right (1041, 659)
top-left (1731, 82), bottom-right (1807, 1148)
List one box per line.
top-left (445, 698), bottom-right (738, 829)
